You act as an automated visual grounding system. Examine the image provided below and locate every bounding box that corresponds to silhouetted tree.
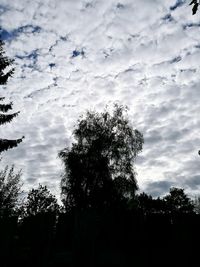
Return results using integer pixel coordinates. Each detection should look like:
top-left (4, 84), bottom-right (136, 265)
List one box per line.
top-left (164, 187), bottom-right (194, 214)
top-left (0, 165), bottom-right (22, 217)
top-left (21, 184), bottom-right (60, 218)
top-left (0, 39), bottom-right (24, 153)
top-left (152, 197), bottom-right (166, 213)
top-left (136, 192), bottom-right (153, 214)
top-left (135, 193), bottom-right (166, 214)
top-left (59, 104), bottom-right (143, 210)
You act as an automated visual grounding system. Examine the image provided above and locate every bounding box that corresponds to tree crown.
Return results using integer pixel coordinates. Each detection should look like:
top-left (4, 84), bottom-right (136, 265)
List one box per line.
top-left (59, 104), bottom-right (143, 210)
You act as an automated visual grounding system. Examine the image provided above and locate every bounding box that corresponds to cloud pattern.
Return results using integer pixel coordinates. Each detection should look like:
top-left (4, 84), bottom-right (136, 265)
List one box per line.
top-left (0, 0), bottom-right (200, 199)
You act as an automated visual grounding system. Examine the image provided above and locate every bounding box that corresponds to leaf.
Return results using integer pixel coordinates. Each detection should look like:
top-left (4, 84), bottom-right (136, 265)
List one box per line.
top-left (189, 0), bottom-right (197, 5)
top-left (192, 3), bottom-right (199, 15)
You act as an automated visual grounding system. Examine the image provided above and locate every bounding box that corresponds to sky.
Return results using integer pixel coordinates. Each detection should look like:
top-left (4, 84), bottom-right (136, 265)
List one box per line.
top-left (1, 0), bottom-right (200, 200)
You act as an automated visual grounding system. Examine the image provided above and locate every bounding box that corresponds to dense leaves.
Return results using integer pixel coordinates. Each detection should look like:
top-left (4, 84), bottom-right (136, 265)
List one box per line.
top-left (135, 187), bottom-right (195, 216)
top-left (0, 165), bottom-right (22, 217)
top-left (135, 193), bottom-right (166, 214)
top-left (21, 184), bottom-right (60, 218)
top-left (164, 187), bottom-right (194, 213)
top-left (59, 104), bottom-right (144, 210)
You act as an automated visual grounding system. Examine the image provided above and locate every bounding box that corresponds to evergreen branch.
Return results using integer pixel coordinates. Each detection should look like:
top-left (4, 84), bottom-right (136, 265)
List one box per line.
top-left (0, 68), bottom-right (15, 85)
top-left (0, 136), bottom-right (24, 153)
top-left (0, 112), bottom-right (20, 125)
top-left (0, 102), bottom-right (13, 112)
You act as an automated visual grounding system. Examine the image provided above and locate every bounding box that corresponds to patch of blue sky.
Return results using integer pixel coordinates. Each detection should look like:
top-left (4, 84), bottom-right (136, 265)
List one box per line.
top-left (71, 49), bottom-right (85, 58)
top-left (0, 25), bottom-right (42, 41)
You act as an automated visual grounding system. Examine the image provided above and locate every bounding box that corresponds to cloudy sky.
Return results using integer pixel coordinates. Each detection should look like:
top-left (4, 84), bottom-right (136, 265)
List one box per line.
top-left (1, 0), bottom-right (200, 199)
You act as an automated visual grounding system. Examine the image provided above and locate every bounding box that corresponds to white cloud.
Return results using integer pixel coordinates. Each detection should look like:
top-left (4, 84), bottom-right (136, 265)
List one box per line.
top-left (1, 0), bottom-right (200, 199)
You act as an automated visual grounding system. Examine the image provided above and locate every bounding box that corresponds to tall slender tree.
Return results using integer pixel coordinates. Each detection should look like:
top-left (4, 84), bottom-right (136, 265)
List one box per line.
top-left (0, 39), bottom-right (24, 153)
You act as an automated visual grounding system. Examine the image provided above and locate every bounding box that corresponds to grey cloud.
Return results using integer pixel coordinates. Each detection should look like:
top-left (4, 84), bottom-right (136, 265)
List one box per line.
top-left (170, 0), bottom-right (185, 11)
top-left (184, 175), bottom-right (200, 190)
top-left (170, 56), bottom-right (182, 63)
top-left (145, 130), bottom-right (163, 144)
top-left (0, 4), bottom-right (8, 15)
top-left (183, 22), bottom-right (200, 30)
top-left (116, 3), bottom-right (125, 10)
top-left (144, 180), bottom-right (173, 197)
top-left (162, 14), bottom-right (174, 22)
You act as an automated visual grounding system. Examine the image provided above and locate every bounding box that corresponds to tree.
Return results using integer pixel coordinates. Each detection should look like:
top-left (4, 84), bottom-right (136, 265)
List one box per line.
top-left (59, 104), bottom-right (144, 210)
top-left (0, 39), bottom-right (24, 153)
top-left (135, 192), bottom-right (166, 214)
top-left (21, 184), bottom-right (60, 218)
top-left (135, 192), bottom-right (153, 214)
top-left (163, 187), bottom-right (194, 214)
top-left (0, 165), bottom-right (22, 217)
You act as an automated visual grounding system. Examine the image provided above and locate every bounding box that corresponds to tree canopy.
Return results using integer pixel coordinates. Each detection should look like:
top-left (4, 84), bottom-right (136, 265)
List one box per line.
top-left (59, 104), bottom-right (144, 210)
top-left (164, 187), bottom-right (194, 214)
top-left (21, 184), bottom-right (60, 218)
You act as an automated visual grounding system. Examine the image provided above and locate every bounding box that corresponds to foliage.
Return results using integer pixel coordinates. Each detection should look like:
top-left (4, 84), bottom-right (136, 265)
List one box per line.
top-left (134, 192), bottom-right (166, 214)
top-left (163, 187), bottom-right (194, 213)
top-left (189, 0), bottom-right (199, 15)
top-left (136, 192), bottom-right (153, 213)
top-left (59, 104), bottom-right (144, 210)
top-left (0, 40), bottom-right (14, 85)
top-left (21, 184), bottom-right (60, 218)
top-left (132, 188), bottom-right (195, 215)
top-left (0, 39), bottom-right (24, 153)
top-left (0, 165), bottom-right (22, 217)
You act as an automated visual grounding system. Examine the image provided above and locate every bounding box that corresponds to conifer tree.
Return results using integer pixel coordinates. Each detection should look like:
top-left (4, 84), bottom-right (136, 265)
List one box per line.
top-left (0, 39), bottom-right (24, 153)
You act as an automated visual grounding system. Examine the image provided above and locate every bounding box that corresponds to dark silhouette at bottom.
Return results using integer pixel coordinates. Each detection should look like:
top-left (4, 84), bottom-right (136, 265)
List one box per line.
top-left (0, 207), bottom-right (200, 267)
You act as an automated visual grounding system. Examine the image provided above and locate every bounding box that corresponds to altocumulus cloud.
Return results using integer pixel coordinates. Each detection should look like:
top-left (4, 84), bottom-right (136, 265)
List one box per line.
top-left (1, 0), bottom-right (200, 199)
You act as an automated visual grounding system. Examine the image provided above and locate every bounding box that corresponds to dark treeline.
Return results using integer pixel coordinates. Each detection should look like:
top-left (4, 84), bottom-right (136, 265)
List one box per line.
top-left (1, 39), bottom-right (200, 266)
top-left (1, 105), bottom-right (200, 267)
top-left (1, 183), bottom-right (200, 267)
